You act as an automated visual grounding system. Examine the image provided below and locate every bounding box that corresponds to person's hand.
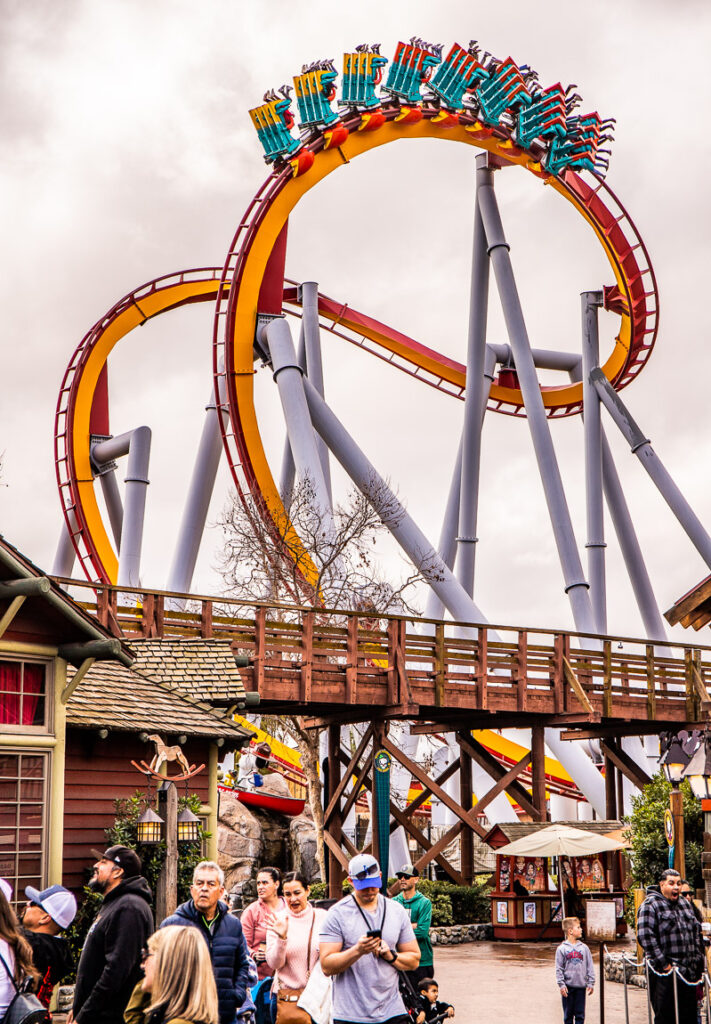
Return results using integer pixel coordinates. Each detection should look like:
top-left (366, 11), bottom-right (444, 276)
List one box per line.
top-left (416, 1014), bottom-right (425, 1024)
top-left (559, 986), bottom-right (568, 997)
top-left (447, 1008), bottom-right (454, 1017)
top-left (377, 941), bottom-right (395, 962)
top-left (265, 911), bottom-right (288, 940)
top-left (586, 988), bottom-right (593, 996)
top-left (66, 1013), bottom-right (74, 1024)
top-left (356, 934), bottom-right (381, 956)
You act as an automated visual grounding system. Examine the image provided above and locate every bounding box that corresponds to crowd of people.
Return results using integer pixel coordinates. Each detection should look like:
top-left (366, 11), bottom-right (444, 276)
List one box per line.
top-left (0, 845), bottom-right (454, 1024)
top-left (7, 847), bottom-right (708, 1024)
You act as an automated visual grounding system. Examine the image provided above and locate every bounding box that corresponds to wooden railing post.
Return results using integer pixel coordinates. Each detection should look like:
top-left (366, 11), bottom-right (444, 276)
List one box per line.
top-left (516, 630), bottom-right (528, 711)
top-left (300, 611), bottom-right (314, 702)
top-left (476, 627), bottom-right (488, 709)
top-left (646, 644), bottom-right (656, 720)
top-left (345, 615), bottom-right (357, 704)
top-left (254, 607), bottom-right (266, 692)
top-left (386, 621), bottom-right (397, 705)
top-left (603, 640), bottom-right (613, 718)
top-left (200, 600), bottom-right (213, 639)
top-left (434, 622), bottom-right (445, 707)
top-left (685, 648), bottom-right (696, 720)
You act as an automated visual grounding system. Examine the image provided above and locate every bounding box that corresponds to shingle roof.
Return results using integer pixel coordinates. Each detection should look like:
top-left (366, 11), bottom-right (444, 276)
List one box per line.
top-left (485, 820), bottom-right (623, 845)
top-left (120, 639), bottom-right (247, 703)
top-left (66, 639), bottom-right (250, 739)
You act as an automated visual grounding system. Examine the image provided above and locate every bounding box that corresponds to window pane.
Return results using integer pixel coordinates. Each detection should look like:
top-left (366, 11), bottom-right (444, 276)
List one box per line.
top-left (0, 753), bottom-right (46, 903)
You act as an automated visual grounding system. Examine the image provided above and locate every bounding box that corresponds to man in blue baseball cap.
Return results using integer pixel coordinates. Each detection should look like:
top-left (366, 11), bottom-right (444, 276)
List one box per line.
top-left (320, 853), bottom-right (420, 1024)
top-left (21, 884), bottom-right (77, 1008)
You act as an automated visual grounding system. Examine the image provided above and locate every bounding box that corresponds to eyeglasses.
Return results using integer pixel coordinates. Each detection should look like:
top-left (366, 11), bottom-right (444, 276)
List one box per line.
top-left (141, 947), bottom-right (155, 963)
top-left (352, 864), bottom-right (380, 881)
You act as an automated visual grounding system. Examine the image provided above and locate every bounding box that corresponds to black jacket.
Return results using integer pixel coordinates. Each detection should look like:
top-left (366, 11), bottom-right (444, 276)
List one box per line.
top-left (22, 929), bottom-right (73, 1008)
top-left (73, 876), bottom-right (154, 1024)
top-left (161, 899), bottom-right (253, 1024)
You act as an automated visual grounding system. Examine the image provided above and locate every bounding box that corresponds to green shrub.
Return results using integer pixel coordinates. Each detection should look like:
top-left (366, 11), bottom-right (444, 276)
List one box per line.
top-left (417, 877), bottom-right (492, 924)
top-left (429, 893), bottom-right (453, 927)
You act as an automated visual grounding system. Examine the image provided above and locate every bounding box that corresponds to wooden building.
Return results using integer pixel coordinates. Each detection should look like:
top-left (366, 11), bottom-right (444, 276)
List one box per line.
top-left (63, 640), bottom-right (253, 891)
top-left (0, 535), bottom-right (253, 900)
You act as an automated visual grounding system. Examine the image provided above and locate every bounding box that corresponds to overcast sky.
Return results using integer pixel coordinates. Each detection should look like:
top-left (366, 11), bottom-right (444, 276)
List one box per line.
top-left (2, 0), bottom-right (711, 644)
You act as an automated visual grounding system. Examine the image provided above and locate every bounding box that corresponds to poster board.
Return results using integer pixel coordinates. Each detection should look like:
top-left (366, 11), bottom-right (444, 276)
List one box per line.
top-left (585, 900), bottom-right (617, 942)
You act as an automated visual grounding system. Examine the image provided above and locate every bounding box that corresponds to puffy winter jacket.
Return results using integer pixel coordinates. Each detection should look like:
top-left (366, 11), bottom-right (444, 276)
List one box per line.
top-left (73, 875), bottom-right (154, 1024)
top-left (161, 900), bottom-right (254, 1024)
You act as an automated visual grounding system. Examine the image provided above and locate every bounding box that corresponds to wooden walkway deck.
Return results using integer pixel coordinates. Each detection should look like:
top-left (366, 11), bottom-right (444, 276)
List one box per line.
top-left (54, 578), bottom-right (711, 735)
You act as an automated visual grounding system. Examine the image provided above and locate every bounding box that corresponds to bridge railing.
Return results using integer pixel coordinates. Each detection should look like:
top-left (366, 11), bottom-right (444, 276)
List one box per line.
top-left (53, 578), bottom-right (711, 720)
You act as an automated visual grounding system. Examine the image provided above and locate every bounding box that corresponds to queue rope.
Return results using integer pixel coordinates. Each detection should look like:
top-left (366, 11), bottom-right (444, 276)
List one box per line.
top-left (604, 945), bottom-right (710, 987)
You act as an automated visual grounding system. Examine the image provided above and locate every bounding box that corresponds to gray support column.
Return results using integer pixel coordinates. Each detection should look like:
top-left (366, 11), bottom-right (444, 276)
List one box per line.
top-left (301, 282), bottom-right (333, 505)
top-left (302, 377), bottom-right (490, 626)
top-left (278, 323), bottom-right (306, 506)
top-left (93, 427), bottom-right (151, 588)
top-left (456, 195), bottom-right (490, 597)
top-left (569, 363), bottom-right (669, 643)
top-left (592, 369), bottom-right (711, 569)
top-left (581, 292), bottom-right (607, 633)
top-left (52, 510), bottom-right (79, 577)
top-left (99, 470), bottom-right (124, 549)
top-left (476, 155), bottom-right (595, 634)
top-left (262, 317), bottom-right (333, 523)
top-left (166, 385), bottom-right (225, 595)
top-left (424, 439), bottom-right (462, 620)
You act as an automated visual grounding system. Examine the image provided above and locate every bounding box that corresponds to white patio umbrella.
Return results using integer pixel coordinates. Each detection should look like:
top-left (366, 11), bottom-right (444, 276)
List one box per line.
top-left (496, 823), bottom-right (627, 918)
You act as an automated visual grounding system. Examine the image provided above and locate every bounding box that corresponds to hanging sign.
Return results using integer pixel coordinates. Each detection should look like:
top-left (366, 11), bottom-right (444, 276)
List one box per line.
top-left (664, 808), bottom-right (675, 846)
top-left (374, 749), bottom-right (391, 892)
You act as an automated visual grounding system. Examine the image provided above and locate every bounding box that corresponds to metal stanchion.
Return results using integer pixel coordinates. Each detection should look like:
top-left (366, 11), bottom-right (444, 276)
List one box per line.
top-left (645, 960), bottom-right (653, 1024)
top-left (622, 954), bottom-right (630, 1024)
top-left (704, 970), bottom-right (710, 1024)
top-left (672, 968), bottom-right (680, 1024)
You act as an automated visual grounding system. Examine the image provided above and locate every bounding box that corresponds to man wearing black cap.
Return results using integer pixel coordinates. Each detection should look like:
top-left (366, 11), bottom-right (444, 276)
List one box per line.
top-left (69, 845), bottom-right (154, 1024)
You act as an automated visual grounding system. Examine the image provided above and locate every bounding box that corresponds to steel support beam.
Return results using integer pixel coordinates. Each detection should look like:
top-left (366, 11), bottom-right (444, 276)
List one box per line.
top-left (262, 316), bottom-right (333, 522)
top-left (167, 383), bottom-right (225, 595)
top-left (93, 427), bottom-right (151, 588)
top-left (457, 191), bottom-right (490, 598)
top-left (476, 155), bottom-right (595, 634)
top-left (569, 363), bottom-right (669, 644)
top-left (592, 368), bottom-right (711, 570)
top-left (302, 378), bottom-right (491, 626)
top-left (581, 292), bottom-right (607, 634)
top-left (301, 281), bottom-right (332, 505)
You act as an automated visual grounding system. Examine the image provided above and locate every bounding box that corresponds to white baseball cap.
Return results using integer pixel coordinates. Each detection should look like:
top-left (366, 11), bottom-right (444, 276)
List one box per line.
top-left (25, 884), bottom-right (77, 930)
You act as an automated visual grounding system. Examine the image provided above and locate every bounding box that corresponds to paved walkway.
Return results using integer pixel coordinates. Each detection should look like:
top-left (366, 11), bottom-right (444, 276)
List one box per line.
top-left (433, 940), bottom-right (649, 1023)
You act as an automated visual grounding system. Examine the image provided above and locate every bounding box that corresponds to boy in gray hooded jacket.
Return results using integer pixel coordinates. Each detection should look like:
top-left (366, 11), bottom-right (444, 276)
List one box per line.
top-left (555, 916), bottom-right (595, 1024)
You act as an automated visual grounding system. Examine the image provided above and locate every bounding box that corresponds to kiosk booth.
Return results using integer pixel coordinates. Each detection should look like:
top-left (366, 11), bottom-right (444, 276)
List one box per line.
top-left (485, 821), bottom-right (629, 941)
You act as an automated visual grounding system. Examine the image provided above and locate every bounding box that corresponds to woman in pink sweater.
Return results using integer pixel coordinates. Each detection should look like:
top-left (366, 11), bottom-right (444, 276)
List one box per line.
top-left (265, 872), bottom-right (327, 1002)
top-left (240, 867), bottom-right (285, 981)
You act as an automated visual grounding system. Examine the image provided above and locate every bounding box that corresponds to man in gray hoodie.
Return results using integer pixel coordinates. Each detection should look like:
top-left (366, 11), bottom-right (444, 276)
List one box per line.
top-left (555, 916), bottom-right (595, 1024)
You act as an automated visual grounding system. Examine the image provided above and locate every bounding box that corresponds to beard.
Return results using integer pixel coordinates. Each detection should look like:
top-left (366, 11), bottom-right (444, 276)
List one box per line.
top-left (88, 874), bottom-right (109, 894)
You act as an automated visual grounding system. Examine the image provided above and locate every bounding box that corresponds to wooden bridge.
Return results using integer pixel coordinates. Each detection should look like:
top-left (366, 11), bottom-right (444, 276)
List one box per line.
top-left (57, 578), bottom-right (711, 736)
top-left (55, 578), bottom-right (711, 892)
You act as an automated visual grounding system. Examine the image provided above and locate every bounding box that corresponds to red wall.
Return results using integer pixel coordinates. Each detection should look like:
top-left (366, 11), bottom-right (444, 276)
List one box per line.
top-left (63, 728), bottom-right (212, 894)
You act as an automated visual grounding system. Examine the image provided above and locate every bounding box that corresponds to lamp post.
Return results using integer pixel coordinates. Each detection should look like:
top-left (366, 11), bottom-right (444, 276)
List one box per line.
top-left (684, 732), bottom-right (711, 904)
top-left (660, 734), bottom-right (692, 878)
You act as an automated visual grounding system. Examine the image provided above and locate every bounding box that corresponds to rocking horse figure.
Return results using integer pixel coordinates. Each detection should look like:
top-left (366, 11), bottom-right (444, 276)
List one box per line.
top-left (147, 734), bottom-right (192, 775)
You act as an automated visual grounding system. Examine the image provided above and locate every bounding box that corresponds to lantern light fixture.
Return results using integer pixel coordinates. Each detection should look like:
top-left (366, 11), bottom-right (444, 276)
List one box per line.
top-left (136, 806), bottom-right (164, 845)
top-left (177, 806), bottom-right (201, 844)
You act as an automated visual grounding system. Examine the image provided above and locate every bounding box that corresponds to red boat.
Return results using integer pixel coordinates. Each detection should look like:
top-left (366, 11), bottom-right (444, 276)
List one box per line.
top-left (219, 784), bottom-right (305, 817)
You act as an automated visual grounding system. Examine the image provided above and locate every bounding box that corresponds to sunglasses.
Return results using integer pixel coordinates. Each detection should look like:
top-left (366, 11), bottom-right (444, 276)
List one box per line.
top-left (352, 865), bottom-right (380, 881)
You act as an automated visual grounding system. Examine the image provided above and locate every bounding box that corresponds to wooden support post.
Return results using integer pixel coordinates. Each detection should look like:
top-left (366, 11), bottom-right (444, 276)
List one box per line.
top-left (327, 724), bottom-right (344, 899)
top-left (200, 599), bottom-right (213, 638)
top-left (345, 616), bottom-right (357, 703)
top-left (476, 627), bottom-right (488, 709)
top-left (646, 644), bottom-right (656, 720)
top-left (156, 781), bottom-right (178, 922)
top-left (459, 739), bottom-right (474, 886)
top-left (515, 631), bottom-right (528, 711)
top-left (531, 724), bottom-right (548, 822)
top-left (604, 754), bottom-right (617, 821)
top-left (254, 607), bottom-right (266, 692)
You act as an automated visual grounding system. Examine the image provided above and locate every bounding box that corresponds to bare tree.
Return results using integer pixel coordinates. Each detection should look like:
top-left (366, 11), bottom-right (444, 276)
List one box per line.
top-left (217, 475), bottom-right (438, 880)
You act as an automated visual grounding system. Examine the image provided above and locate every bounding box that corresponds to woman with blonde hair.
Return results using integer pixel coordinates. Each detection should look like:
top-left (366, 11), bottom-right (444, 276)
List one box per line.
top-left (141, 925), bottom-right (218, 1024)
top-left (0, 880), bottom-right (38, 1016)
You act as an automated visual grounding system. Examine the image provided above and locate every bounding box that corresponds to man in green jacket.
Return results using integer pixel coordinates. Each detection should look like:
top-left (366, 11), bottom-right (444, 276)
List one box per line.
top-left (392, 864), bottom-right (433, 986)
